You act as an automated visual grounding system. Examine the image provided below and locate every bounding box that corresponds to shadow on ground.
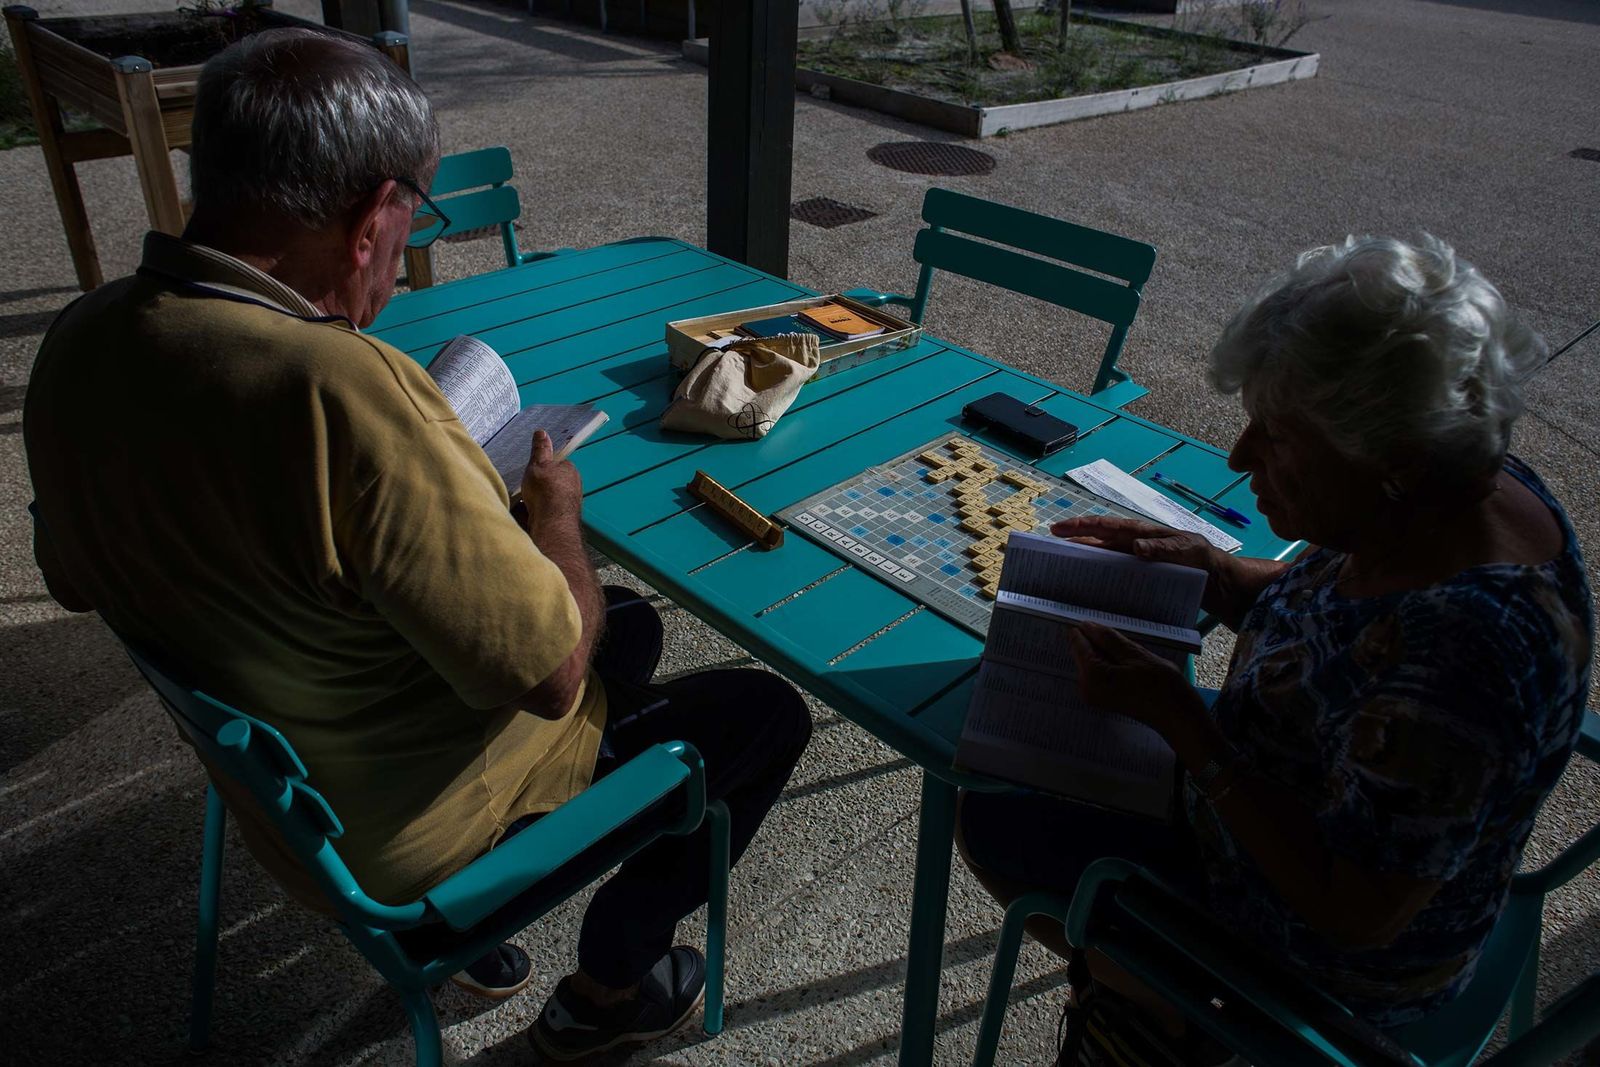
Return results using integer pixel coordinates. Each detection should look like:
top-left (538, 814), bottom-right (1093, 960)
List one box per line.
top-left (1420, 0), bottom-right (1600, 26)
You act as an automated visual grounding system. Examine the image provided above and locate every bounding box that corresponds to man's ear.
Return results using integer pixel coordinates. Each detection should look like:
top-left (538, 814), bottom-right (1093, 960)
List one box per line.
top-left (346, 179), bottom-right (402, 270)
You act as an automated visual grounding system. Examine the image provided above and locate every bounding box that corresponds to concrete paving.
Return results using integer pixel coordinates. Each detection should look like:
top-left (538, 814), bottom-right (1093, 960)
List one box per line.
top-left (1, 0), bottom-right (1597, 1063)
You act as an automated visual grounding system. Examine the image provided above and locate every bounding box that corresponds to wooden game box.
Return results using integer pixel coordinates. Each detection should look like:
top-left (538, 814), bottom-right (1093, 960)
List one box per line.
top-left (665, 294), bottom-right (921, 383)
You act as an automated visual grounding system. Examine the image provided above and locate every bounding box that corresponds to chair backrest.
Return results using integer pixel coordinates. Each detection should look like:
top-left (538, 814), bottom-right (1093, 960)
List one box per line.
top-left (907, 188), bottom-right (1157, 395)
top-left (422, 146), bottom-right (525, 268)
top-left (122, 643), bottom-right (428, 932)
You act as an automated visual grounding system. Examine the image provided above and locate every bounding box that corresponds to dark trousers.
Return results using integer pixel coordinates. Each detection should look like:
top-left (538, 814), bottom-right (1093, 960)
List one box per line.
top-left (407, 587), bottom-right (812, 987)
top-left (568, 586), bottom-right (812, 986)
top-left (955, 789), bottom-right (1205, 961)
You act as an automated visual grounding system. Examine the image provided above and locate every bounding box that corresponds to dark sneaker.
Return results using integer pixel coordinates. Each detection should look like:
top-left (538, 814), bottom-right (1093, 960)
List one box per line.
top-left (449, 942), bottom-right (533, 1000)
top-left (529, 945), bottom-right (706, 1061)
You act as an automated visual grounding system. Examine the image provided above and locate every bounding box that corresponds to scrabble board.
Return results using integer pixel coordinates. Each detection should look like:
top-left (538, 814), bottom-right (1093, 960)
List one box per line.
top-left (776, 432), bottom-right (1141, 636)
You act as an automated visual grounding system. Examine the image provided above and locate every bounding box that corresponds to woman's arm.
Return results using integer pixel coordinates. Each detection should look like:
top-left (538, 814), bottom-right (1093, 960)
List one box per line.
top-left (1051, 516), bottom-right (1294, 630)
top-left (1069, 625), bottom-right (1443, 950)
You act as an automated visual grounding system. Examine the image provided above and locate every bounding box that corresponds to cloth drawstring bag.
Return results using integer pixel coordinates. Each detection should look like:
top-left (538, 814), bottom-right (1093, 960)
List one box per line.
top-left (660, 333), bottom-right (821, 440)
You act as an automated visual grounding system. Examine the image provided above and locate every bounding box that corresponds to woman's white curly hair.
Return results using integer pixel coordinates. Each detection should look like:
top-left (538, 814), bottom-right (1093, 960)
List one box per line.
top-left (1209, 235), bottom-right (1545, 485)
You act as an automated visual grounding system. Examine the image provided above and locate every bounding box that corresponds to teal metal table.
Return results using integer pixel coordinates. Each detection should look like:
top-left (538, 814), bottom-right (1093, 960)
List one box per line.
top-left (370, 237), bottom-right (1301, 1064)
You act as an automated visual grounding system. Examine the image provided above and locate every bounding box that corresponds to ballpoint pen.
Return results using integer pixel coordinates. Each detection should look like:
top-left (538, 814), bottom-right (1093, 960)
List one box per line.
top-left (1152, 472), bottom-right (1252, 527)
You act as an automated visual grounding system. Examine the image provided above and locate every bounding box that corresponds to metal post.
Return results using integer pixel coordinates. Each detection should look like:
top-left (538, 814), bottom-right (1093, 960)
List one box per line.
top-left (706, 0), bottom-right (797, 279)
top-left (899, 772), bottom-right (958, 1066)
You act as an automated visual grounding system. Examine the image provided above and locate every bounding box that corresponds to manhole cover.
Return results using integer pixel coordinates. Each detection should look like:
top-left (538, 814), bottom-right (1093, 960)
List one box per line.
top-left (791, 197), bottom-right (879, 229)
top-left (1570, 148), bottom-right (1600, 162)
top-left (867, 141), bottom-right (997, 176)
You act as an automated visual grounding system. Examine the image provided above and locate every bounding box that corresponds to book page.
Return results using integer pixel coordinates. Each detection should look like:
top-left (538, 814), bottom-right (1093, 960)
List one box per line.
top-left (482, 404), bottom-right (609, 491)
top-left (426, 335), bottom-right (520, 446)
top-left (958, 660), bottom-right (1176, 819)
top-left (998, 532), bottom-right (1206, 629)
top-left (996, 592), bottom-right (1202, 654)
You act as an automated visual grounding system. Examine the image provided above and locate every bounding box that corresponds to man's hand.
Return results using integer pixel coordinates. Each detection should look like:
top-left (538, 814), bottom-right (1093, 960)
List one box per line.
top-left (506, 430), bottom-right (604, 722)
top-left (520, 430), bottom-right (584, 533)
top-left (1066, 622), bottom-right (1201, 740)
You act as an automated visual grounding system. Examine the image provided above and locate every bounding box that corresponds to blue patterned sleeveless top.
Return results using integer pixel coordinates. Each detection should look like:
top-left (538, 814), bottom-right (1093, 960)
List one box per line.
top-left (1188, 456), bottom-right (1593, 1026)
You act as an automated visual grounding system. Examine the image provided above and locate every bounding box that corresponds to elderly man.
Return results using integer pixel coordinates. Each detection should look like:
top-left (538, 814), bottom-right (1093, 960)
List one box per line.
top-left (23, 28), bottom-right (810, 1060)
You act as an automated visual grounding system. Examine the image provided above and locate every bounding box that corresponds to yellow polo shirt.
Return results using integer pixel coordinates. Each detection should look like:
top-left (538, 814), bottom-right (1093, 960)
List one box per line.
top-left (24, 233), bottom-right (605, 910)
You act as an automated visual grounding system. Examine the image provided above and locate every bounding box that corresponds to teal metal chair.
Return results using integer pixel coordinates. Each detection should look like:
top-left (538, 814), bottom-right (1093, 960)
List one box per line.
top-left (971, 707), bottom-right (1600, 1067)
top-left (845, 187), bottom-right (1159, 409)
top-left (403, 146), bottom-right (569, 289)
top-left (121, 642), bottom-right (730, 1067)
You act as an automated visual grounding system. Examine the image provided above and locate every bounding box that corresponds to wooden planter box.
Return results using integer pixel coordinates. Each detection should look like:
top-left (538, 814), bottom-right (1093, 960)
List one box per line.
top-left (3, 5), bottom-right (411, 290)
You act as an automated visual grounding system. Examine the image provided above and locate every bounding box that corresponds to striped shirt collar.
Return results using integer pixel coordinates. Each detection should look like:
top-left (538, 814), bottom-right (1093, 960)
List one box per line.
top-left (139, 231), bottom-right (327, 321)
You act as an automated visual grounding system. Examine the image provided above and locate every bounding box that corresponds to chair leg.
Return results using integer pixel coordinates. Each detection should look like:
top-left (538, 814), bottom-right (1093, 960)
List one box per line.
top-left (972, 891), bottom-right (1068, 1067)
top-left (703, 800), bottom-right (731, 1035)
top-left (402, 988), bottom-right (443, 1067)
top-left (190, 785), bottom-right (227, 1051)
top-left (1509, 936), bottom-right (1540, 1038)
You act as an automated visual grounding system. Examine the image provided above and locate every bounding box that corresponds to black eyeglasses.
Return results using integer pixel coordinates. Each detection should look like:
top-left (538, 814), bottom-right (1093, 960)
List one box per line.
top-left (397, 176), bottom-right (450, 249)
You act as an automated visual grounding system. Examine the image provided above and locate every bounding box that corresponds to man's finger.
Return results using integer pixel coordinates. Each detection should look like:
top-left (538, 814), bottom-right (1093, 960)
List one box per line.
top-left (530, 429), bottom-right (553, 464)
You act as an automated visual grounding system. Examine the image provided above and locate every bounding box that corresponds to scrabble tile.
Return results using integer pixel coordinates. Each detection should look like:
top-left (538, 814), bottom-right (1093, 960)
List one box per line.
top-left (919, 451), bottom-right (952, 468)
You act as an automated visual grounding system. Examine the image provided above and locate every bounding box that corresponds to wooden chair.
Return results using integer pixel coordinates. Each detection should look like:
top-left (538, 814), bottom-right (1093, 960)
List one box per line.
top-left (846, 187), bottom-right (1158, 409)
top-left (120, 640), bottom-right (730, 1067)
top-left (403, 146), bottom-right (569, 290)
top-left (970, 707), bottom-right (1600, 1067)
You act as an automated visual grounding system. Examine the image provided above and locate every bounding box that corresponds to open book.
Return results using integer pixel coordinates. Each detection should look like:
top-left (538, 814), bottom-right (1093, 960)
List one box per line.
top-left (426, 335), bottom-right (608, 494)
top-left (956, 531), bottom-right (1207, 820)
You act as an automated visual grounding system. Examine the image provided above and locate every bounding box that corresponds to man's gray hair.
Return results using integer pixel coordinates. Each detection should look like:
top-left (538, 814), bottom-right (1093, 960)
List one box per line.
top-left (1209, 235), bottom-right (1544, 485)
top-left (190, 28), bottom-right (439, 228)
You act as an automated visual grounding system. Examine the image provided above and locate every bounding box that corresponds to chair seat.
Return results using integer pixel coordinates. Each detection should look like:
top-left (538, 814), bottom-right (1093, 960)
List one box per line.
top-left (1089, 378), bottom-right (1148, 410)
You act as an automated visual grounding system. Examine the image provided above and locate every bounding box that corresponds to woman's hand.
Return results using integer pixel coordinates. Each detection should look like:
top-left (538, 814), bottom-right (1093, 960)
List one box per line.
top-left (1051, 515), bottom-right (1218, 571)
top-left (1052, 515), bottom-right (1291, 631)
top-left (1066, 623), bottom-right (1204, 740)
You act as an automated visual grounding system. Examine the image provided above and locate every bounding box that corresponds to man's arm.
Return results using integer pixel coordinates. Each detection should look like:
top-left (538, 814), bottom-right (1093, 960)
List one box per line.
top-left (30, 502), bottom-right (94, 613)
top-left (501, 431), bottom-right (605, 721)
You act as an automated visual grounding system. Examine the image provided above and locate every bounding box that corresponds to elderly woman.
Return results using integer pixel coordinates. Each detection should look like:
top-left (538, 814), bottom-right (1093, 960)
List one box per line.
top-left (957, 235), bottom-right (1593, 1062)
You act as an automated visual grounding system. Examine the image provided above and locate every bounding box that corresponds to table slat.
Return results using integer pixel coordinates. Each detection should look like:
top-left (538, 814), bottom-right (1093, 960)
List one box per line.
top-left (830, 610), bottom-right (981, 715)
top-left (582, 350), bottom-right (996, 531)
top-left (761, 568), bottom-right (922, 662)
top-left (691, 537), bottom-right (846, 615)
top-left (374, 239), bottom-right (688, 331)
top-left (1037, 416), bottom-right (1178, 479)
top-left (507, 277), bottom-right (807, 391)
top-left (576, 340), bottom-right (951, 493)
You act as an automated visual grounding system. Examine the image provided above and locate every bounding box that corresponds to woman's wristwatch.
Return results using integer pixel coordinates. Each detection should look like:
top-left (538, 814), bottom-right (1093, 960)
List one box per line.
top-left (1191, 749), bottom-right (1246, 803)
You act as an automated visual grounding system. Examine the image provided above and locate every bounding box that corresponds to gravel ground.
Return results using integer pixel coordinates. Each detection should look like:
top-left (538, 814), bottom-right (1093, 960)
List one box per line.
top-left (1, 0), bottom-right (1596, 1064)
